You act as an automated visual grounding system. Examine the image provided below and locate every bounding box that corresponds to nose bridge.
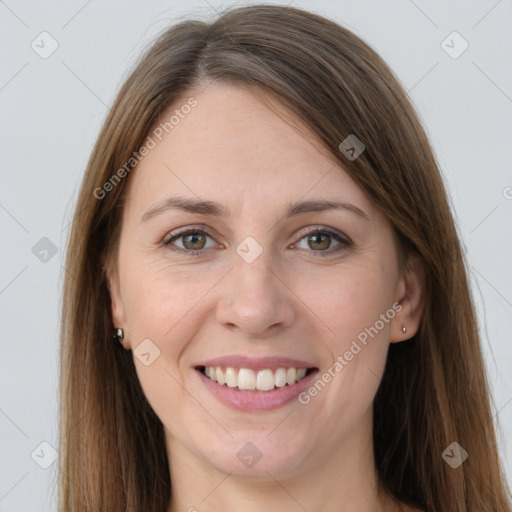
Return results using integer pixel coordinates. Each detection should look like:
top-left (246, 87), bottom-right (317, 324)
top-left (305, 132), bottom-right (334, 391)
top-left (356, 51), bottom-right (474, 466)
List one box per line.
top-left (216, 234), bottom-right (295, 335)
top-left (232, 233), bottom-right (281, 301)
top-left (236, 241), bottom-right (275, 286)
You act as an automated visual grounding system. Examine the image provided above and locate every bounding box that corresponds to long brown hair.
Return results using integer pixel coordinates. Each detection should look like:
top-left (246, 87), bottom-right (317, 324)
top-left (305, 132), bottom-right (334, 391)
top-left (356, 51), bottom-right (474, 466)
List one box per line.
top-left (58, 4), bottom-right (512, 511)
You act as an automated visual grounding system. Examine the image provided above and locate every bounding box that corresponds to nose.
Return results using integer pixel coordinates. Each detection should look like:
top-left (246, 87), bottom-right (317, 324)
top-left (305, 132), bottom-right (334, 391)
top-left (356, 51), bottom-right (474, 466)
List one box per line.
top-left (215, 246), bottom-right (295, 338)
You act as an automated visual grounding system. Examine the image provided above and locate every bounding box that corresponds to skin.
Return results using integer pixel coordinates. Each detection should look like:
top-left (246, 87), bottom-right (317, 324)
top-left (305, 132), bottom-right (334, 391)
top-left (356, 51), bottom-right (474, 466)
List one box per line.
top-left (106, 84), bottom-right (425, 512)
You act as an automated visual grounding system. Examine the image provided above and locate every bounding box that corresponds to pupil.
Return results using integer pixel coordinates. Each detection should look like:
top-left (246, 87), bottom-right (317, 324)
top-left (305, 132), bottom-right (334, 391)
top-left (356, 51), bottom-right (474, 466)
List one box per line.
top-left (184, 233), bottom-right (205, 250)
top-left (310, 234), bottom-right (329, 250)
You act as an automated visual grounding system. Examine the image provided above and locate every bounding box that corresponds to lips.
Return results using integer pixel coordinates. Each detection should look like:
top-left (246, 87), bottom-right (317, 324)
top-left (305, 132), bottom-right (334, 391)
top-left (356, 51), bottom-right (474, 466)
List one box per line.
top-left (196, 366), bottom-right (319, 411)
top-left (193, 355), bottom-right (319, 411)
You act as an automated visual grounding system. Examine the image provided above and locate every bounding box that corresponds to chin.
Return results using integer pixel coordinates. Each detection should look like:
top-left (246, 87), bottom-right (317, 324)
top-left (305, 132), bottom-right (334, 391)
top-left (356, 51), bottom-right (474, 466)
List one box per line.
top-left (198, 431), bottom-right (312, 480)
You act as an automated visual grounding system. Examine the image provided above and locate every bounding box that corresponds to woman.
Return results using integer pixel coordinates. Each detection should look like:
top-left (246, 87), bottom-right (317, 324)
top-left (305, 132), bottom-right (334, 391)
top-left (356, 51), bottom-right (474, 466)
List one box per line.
top-left (58, 4), bottom-right (512, 511)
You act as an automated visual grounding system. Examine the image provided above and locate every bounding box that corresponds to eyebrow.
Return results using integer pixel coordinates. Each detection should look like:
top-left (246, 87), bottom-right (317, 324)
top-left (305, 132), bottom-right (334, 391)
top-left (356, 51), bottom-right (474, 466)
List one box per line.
top-left (140, 195), bottom-right (371, 223)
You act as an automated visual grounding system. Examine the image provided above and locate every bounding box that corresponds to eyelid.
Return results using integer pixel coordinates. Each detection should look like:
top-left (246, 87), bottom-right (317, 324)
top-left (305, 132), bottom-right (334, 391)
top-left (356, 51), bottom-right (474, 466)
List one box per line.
top-left (293, 225), bottom-right (352, 245)
top-left (162, 225), bottom-right (219, 248)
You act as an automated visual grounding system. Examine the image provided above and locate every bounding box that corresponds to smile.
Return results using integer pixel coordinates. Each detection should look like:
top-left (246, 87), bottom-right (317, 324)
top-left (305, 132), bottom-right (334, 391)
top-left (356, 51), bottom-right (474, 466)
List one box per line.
top-left (198, 365), bottom-right (314, 391)
top-left (195, 364), bottom-right (319, 411)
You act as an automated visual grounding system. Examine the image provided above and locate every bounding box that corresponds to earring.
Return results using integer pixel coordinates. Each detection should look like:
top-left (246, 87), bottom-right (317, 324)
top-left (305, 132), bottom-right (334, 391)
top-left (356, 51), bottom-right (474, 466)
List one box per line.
top-left (402, 326), bottom-right (406, 334)
top-left (113, 328), bottom-right (124, 343)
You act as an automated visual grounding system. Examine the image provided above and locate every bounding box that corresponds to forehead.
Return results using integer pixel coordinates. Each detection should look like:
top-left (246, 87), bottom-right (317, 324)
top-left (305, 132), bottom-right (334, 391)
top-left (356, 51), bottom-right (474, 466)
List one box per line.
top-left (124, 84), bottom-right (371, 218)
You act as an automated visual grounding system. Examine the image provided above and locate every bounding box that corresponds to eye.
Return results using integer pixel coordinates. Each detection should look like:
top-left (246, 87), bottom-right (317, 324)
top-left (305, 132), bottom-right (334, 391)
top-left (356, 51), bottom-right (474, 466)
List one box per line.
top-left (292, 227), bottom-right (351, 256)
top-left (162, 225), bottom-right (351, 257)
top-left (163, 227), bottom-right (217, 255)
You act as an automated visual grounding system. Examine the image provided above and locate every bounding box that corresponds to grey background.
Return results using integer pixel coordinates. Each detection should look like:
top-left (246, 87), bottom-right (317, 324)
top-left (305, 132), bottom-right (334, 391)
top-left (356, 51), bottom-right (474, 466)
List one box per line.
top-left (0, 0), bottom-right (511, 510)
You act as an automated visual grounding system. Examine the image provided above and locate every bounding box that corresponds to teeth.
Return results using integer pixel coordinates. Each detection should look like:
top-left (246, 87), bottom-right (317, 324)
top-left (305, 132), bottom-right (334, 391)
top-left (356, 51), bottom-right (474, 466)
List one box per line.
top-left (225, 367), bottom-right (237, 388)
top-left (286, 367), bottom-right (296, 385)
top-left (215, 367), bottom-right (225, 385)
top-left (256, 369), bottom-right (275, 391)
top-left (275, 368), bottom-right (287, 387)
top-left (201, 366), bottom-right (310, 391)
top-left (238, 368), bottom-right (256, 390)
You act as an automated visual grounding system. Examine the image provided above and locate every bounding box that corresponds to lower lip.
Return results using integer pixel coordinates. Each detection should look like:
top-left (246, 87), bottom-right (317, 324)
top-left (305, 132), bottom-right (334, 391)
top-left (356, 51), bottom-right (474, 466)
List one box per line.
top-left (195, 368), bottom-right (319, 412)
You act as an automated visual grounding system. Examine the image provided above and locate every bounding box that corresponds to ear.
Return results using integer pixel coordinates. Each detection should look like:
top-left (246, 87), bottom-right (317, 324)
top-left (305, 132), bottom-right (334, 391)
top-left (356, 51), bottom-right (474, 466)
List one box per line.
top-left (390, 252), bottom-right (425, 343)
top-left (104, 257), bottom-right (130, 349)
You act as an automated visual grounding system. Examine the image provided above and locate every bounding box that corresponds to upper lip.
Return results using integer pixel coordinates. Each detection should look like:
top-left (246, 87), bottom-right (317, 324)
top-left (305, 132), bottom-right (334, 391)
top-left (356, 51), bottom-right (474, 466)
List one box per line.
top-left (195, 355), bottom-right (318, 371)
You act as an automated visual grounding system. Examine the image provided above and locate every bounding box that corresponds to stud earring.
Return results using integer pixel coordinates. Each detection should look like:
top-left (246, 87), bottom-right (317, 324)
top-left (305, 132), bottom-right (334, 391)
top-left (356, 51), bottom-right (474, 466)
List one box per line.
top-left (113, 328), bottom-right (124, 343)
top-left (402, 326), bottom-right (406, 334)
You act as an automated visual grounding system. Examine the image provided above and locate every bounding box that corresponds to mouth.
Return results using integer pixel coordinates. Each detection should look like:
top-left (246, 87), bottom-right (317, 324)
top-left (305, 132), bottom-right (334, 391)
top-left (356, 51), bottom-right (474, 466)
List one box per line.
top-left (194, 363), bottom-right (320, 411)
top-left (195, 365), bottom-right (317, 392)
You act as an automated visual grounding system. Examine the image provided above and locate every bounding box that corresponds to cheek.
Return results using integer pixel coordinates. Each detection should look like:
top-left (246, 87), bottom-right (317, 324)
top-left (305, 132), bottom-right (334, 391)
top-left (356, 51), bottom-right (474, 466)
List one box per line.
top-left (301, 261), bottom-right (395, 414)
top-left (121, 263), bottom-right (209, 427)
top-left (296, 260), bottom-right (394, 346)
top-left (123, 260), bottom-right (201, 331)
top-left (299, 263), bottom-right (393, 392)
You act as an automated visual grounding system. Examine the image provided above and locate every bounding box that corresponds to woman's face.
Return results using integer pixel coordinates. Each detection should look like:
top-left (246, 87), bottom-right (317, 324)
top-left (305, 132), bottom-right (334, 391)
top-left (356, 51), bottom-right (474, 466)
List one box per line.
top-left (107, 84), bottom-right (421, 480)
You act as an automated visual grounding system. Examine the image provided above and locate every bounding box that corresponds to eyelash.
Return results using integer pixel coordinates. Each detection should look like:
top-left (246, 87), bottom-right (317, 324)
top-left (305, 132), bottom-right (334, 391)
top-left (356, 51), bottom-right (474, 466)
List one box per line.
top-left (162, 225), bottom-right (352, 258)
